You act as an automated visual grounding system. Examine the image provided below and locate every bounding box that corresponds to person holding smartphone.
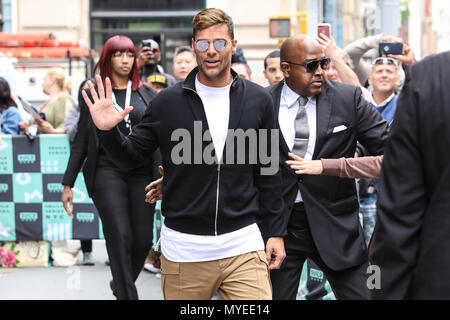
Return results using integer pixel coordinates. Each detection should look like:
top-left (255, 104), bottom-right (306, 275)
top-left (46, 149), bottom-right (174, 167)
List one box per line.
top-left (137, 39), bottom-right (176, 88)
top-left (19, 68), bottom-right (74, 134)
top-left (343, 34), bottom-right (415, 90)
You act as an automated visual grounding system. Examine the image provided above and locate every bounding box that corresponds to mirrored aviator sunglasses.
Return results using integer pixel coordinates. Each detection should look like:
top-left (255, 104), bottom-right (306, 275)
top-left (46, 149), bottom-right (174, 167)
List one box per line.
top-left (195, 39), bottom-right (228, 52)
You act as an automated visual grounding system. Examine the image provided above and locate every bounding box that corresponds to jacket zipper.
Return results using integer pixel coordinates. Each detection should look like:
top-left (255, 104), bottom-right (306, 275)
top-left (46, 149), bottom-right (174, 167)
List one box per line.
top-left (183, 86), bottom-right (228, 236)
top-left (215, 164), bottom-right (221, 236)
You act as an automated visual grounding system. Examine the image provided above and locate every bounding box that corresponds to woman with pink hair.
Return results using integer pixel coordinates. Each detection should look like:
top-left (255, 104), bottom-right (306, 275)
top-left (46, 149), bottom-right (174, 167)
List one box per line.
top-left (61, 35), bottom-right (159, 300)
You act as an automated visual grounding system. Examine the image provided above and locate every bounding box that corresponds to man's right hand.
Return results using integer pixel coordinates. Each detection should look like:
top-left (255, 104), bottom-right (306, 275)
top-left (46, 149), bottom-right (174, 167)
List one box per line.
top-left (62, 185), bottom-right (74, 218)
top-left (145, 166), bottom-right (164, 203)
top-left (81, 75), bottom-right (133, 131)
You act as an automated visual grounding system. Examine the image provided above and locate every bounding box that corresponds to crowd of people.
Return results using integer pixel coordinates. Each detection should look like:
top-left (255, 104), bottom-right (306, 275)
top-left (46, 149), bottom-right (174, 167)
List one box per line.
top-left (1, 7), bottom-right (449, 301)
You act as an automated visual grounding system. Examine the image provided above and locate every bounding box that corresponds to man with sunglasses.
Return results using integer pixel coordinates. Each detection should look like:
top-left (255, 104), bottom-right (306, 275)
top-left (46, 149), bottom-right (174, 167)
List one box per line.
top-left (82, 8), bottom-right (285, 300)
top-left (267, 35), bottom-right (389, 300)
top-left (137, 39), bottom-right (176, 88)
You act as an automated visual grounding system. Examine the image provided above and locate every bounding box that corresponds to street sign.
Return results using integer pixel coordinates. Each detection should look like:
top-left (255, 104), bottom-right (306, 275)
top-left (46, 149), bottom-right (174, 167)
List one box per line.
top-left (269, 18), bottom-right (291, 38)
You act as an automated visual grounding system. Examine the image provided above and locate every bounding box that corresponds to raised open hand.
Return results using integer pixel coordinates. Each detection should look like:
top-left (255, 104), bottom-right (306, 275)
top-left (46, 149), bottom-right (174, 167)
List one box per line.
top-left (81, 75), bottom-right (133, 131)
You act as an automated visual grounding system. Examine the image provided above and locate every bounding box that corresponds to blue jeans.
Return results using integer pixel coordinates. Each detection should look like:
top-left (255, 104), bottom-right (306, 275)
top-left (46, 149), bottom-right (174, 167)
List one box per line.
top-left (359, 193), bottom-right (377, 246)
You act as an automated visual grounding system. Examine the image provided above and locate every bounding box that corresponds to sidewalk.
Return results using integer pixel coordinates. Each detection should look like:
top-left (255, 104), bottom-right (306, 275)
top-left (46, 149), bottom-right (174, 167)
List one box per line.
top-left (0, 240), bottom-right (163, 300)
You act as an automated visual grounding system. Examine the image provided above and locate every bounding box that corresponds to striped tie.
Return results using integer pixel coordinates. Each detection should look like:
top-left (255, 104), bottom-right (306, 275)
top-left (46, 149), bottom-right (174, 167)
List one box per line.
top-left (291, 96), bottom-right (309, 158)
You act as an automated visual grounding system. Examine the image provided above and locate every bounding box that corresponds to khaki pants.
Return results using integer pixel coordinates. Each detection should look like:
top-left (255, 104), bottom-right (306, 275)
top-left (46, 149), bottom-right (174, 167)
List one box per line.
top-left (160, 250), bottom-right (272, 300)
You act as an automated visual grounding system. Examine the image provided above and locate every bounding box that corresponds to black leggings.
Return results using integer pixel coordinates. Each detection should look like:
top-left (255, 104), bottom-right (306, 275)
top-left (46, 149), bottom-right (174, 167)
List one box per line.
top-left (92, 166), bottom-right (155, 300)
top-left (80, 240), bottom-right (92, 253)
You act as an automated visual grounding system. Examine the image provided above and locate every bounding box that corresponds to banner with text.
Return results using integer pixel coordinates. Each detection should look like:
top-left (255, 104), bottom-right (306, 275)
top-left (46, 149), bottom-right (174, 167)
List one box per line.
top-left (0, 134), bottom-right (104, 241)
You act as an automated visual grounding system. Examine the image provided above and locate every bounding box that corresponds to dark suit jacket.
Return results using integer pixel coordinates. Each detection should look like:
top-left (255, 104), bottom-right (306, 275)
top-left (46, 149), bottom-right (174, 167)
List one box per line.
top-left (370, 52), bottom-right (450, 299)
top-left (268, 80), bottom-right (389, 271)
top-left (61, 84), bottom-right (157, 197)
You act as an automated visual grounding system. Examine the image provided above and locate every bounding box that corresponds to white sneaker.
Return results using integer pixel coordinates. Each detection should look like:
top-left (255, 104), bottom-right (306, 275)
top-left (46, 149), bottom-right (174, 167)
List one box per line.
top-left (144, 263), bottom-right (161, 273)
top-left (82, 252), bottom-right (95, 266)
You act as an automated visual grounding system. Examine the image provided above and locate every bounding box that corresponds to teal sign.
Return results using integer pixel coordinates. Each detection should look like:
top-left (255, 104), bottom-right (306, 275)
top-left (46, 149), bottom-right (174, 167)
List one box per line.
top-left (0, 135), bottom-right (102, 241)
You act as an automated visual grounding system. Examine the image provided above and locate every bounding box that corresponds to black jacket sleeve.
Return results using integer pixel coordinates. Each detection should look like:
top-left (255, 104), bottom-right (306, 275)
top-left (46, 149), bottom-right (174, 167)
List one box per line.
top-left (254, 91), bottom-right (285, 239)
top-left (61, 93), bottom-right (89, 187)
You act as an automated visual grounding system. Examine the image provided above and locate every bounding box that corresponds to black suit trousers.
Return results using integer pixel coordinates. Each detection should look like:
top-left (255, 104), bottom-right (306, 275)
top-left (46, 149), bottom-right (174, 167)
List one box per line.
top-left (92, 165), bottom-right (155, 300)
top-left (270, 203), bottom-right (370, 300)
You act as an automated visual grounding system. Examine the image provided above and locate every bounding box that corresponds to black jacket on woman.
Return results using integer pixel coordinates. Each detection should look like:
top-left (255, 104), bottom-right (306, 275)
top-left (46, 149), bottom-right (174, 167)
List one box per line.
top-left (62, 84), bottom-right (158, 197)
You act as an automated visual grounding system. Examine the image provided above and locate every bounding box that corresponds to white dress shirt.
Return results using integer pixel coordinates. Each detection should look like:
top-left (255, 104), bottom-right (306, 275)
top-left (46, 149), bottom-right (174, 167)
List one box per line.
top-left (278, 83), bottom-right (317, 203)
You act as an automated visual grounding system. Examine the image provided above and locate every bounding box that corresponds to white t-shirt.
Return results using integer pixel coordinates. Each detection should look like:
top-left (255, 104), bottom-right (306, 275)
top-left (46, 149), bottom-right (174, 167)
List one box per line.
top-left (194, 76), bottom-right (231, 162)
top-left (158, 76), bottom-right (264, 262)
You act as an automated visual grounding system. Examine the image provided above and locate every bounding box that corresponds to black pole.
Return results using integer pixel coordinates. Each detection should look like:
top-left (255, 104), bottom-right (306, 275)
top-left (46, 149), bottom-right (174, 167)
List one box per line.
top-left (67, 50), bottom-right (72, 76)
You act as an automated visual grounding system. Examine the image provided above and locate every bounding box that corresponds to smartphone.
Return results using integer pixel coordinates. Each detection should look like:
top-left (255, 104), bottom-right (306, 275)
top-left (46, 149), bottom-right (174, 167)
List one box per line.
top-left (379, 42), bottom-right (403, 56)
top-left (317, 23), bottom-right (331, 38)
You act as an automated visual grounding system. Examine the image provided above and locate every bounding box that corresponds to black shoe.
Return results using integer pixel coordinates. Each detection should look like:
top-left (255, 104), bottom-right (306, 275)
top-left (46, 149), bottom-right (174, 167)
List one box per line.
top-left (105, 260), bottom-right (110, 266)
top-left (110, 280), bottom-right (117, 297)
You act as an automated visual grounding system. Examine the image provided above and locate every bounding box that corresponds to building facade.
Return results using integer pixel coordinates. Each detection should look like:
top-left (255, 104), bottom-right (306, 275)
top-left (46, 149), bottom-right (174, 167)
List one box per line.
top-left (2, 0), bottom-right (449, 85)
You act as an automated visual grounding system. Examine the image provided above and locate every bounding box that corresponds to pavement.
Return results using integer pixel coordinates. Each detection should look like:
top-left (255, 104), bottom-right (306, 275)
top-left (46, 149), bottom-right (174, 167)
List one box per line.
top-left (0, 240), bottom-right (163, 300)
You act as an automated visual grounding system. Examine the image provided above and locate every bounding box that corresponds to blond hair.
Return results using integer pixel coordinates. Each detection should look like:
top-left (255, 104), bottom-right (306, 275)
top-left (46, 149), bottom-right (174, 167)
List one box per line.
top-left (192, 8), bottom-right (234, 40)
top-left (46, 68), bottom-right (72, 93)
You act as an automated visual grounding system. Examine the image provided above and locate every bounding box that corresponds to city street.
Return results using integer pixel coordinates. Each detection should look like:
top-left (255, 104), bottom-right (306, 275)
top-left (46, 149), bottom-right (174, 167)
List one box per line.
top-left (0, 240), bottom-right (163, 300)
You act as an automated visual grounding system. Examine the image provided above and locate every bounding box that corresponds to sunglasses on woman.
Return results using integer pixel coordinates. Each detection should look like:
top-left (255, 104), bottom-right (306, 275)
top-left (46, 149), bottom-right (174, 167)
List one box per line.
top-left (283, 57), bottom-right (331, 73)
top-left (195, 39), bottom-right (229, 52)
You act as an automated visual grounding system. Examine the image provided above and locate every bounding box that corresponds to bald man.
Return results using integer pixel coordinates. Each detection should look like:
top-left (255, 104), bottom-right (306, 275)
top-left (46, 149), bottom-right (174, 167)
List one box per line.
top-left (266, 35), bottom-right (389, 300)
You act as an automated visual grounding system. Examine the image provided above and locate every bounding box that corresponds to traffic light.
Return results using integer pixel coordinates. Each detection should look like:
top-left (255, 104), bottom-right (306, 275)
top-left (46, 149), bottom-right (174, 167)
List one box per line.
top-left (269, 18), bottom-right (291, 38)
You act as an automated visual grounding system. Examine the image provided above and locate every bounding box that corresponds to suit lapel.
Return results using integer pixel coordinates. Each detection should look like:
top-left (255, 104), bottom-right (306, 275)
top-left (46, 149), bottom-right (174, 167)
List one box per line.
top-left (270, 81), bottom-right (290, 157)
top-left (269, 81), bottom-right (298, 177)
top-left (313, 81), bottom-right (333, 159)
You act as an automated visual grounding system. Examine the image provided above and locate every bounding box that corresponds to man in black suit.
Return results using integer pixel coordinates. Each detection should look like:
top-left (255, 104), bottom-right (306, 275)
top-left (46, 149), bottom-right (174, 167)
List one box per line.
top-left (370, 52), bottom-right (450, 299)
top-left (268, 35), bottom-right (389, 300)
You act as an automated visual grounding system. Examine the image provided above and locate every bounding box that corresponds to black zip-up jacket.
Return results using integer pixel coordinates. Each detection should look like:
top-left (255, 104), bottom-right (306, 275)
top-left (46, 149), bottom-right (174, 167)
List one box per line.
top-left (98, 67), bottom-right (284, 237)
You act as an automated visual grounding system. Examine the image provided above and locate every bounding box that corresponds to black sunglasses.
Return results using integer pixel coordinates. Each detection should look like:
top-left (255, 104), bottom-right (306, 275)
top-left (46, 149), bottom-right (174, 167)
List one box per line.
top-left (283, 57), bottom-right (331, 73)
top-left (195, 39), bottom-right (228, 52)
